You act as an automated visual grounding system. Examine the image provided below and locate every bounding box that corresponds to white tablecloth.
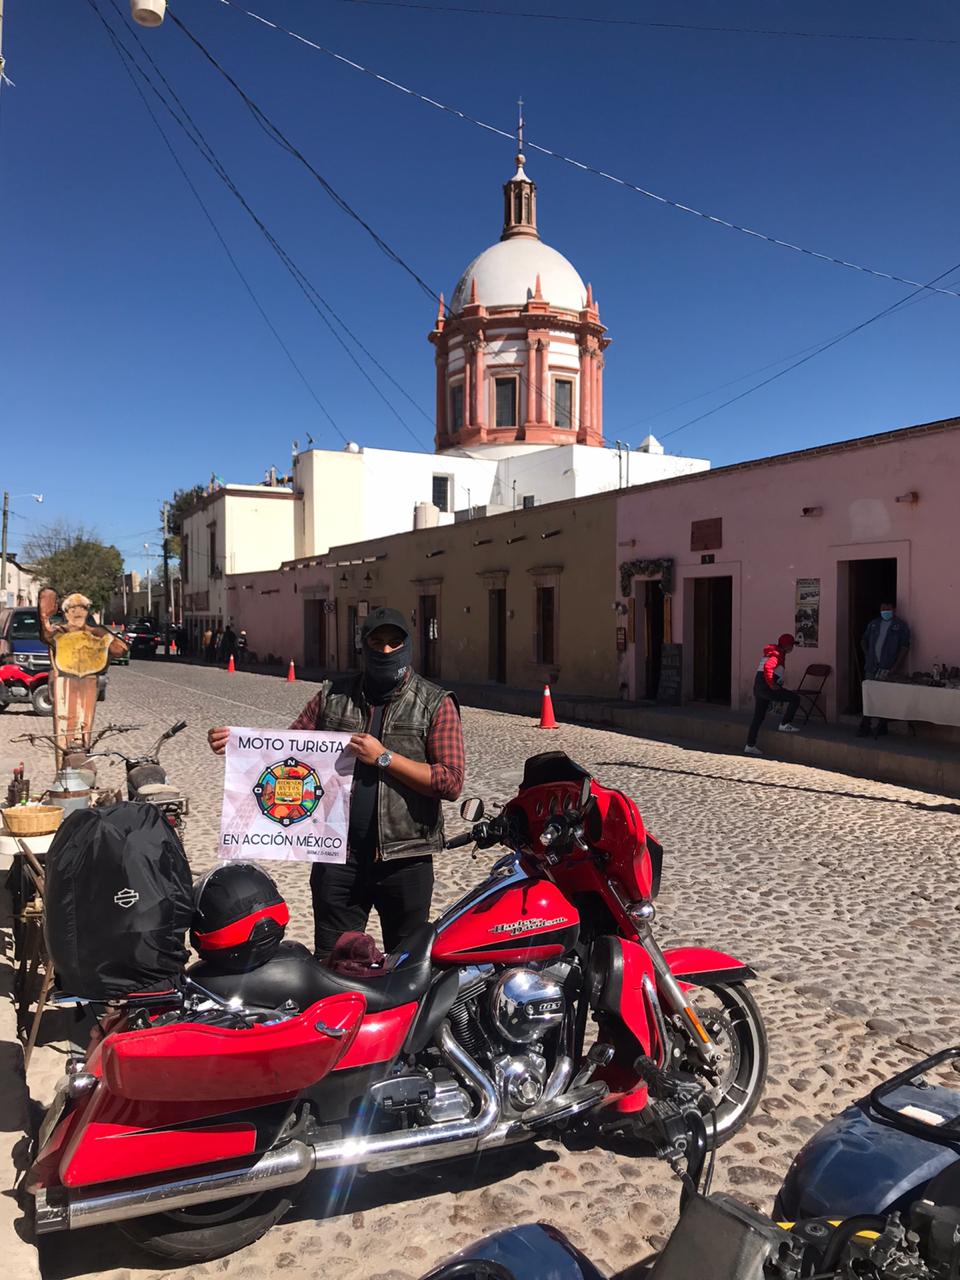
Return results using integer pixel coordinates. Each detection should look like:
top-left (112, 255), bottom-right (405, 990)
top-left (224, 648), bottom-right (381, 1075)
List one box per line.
top-left (862, 680), bottom-right (960, 727)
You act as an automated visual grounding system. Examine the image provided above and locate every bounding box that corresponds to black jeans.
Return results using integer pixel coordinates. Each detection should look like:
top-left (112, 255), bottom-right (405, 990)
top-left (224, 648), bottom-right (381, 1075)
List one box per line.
top-left (747, 676), bottom-right (801, 747)
top-left (309, 855), bottom-right (435, 957)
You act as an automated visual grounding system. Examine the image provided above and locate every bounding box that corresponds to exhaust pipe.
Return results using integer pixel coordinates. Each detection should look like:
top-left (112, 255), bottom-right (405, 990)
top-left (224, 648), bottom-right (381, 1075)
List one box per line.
top-left (35, 1025), bottom-right (500, 1234)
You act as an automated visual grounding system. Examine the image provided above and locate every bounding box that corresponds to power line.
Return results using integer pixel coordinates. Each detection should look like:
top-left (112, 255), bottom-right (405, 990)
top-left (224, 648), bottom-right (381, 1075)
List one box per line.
top-left (207, 0), bottom-right (960, 303)
top-left (334, 1), bottom-right (960, 46)
top-left (658, 259), bottom-right (960, 442)
top-left (86, 0), bottom-right (347, 445)
top-left (95, 0), bottom-right (432, 448)
top-left (166, 8), bottom-right (438, 304)
top-left (620, 264), bottom-right (960, 433)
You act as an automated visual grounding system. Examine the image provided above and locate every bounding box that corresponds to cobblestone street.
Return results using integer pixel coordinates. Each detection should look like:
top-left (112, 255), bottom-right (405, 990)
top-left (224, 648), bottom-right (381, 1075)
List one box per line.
top-left (7, 662), bottom-right (960, 1280)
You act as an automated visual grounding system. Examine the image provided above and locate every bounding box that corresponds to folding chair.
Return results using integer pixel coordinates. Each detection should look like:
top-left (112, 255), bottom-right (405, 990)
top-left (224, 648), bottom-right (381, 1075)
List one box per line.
top-left (795, 663), bottom-right (831, 725)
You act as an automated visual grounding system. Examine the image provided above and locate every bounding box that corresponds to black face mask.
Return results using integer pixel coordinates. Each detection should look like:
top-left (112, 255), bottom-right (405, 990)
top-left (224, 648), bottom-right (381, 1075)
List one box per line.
top-left (362, 636), bottom-right (412, 702)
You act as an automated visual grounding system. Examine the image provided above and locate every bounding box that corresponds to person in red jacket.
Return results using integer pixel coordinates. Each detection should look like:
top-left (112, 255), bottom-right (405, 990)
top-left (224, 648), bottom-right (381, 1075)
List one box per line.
top-left (744, 632), bottom-right (802, 756)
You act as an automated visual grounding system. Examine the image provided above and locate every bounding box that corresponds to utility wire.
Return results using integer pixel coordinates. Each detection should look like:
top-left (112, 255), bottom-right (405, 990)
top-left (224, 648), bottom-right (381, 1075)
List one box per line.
top-left (658, 259), bottom-right (960, 442)
top-left (87, 0), bottom-right (346, 444)
top-left (207, 0), bottom-right (960, 303)
top-left (621, 264), bottom-right (960, 433)
top-left (334, 1), bottom-right (960, 45)
top-left (96, 0), bottom-right (432, 448)
top-left (166, 8), bottom-right (438, 304)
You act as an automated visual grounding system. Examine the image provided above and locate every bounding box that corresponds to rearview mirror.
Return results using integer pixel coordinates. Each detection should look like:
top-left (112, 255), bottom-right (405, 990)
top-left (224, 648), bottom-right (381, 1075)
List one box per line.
top-left (460, 798), bottom-right (485, 823)
top-left (579, 776), bottom-right (593, 809)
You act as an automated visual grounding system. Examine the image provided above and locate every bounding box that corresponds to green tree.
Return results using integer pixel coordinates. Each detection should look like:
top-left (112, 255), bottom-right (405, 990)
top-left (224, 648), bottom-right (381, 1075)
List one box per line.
top-left (163, 485), bottom-right (205, 561)
top-left (23, 523), bottom-right (123, 612)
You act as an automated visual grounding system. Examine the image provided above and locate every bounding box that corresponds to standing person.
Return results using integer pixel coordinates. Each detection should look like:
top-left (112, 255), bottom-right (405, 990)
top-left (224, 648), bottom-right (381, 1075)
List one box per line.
top-left (222, 623), bottom-right (238, 666)
top-left (744, 632), bottom-right (802, 757)
top-left (236, 629), bottom-right (249, 668)
top-left (207, 606), bottom-right (464, 955)
top-left (203, 624), bottom-right (215, 663)
top-left (858, 601), bottom-right (910, 737)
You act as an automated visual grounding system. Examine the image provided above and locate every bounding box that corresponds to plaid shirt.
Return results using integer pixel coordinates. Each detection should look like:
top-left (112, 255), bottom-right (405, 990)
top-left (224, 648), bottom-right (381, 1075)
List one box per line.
top-left (289, 681), bottom-right (464, 801)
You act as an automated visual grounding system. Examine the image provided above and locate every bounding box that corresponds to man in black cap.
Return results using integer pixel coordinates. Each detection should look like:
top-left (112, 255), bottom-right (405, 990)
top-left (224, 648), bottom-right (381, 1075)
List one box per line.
top-left (207, 606), bottom-right (464, 954)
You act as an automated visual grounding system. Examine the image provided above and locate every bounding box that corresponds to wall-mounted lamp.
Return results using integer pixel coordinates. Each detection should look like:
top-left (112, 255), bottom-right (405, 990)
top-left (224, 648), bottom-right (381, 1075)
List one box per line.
top-left (895, 490), bottom-right (919, 504)
top-left (463, 606), bottom-right (471, 614)
top-left (338, 573), bottom-right (348, 588)
top-left (506, 535), bottom-right (526, 545)
top-left (507, 610), bottom-right (515, 620)
top-left (612, 601), bottom-right (629, 616)
top-left (362, 572), bottom-right (373, 588)
top-left (425, 549), bottom-right (445, 559)
top-left (801, 506), bottom-right (823, 517)
top-left (473, 538), bottom-right (493, 547)
top-left (541, 530), bottom-right (562, 540)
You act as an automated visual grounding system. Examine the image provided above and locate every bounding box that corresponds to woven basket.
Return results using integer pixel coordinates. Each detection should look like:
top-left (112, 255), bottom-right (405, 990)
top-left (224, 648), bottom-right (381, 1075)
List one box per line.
top-left (2, 805), bottom-right (64, 837)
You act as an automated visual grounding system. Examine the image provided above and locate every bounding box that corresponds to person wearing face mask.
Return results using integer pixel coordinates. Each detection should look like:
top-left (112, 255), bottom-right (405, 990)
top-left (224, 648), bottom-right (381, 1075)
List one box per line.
top-left (208, 606), bottom-right (464, 956)
top-left (858, 601), bottom-right (911, 737)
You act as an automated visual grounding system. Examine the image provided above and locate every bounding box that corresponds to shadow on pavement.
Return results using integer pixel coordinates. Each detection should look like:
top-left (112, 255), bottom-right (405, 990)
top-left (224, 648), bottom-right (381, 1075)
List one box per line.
top-left (596, 760), bottom-right (960, 813)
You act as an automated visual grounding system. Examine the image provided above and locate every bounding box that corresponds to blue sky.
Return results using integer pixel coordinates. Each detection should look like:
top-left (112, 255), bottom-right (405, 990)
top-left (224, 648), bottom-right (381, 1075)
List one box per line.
top-left (1, 0), bottom-right (957, 570)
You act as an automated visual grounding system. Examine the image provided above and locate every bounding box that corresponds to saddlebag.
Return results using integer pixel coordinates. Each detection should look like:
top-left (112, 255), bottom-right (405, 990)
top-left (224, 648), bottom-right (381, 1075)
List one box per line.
top-left (44, 803), bottom-right (193, 1000)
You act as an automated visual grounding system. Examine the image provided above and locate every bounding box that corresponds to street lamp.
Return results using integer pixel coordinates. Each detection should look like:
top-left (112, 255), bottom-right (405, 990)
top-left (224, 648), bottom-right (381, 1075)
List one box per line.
top-left (131, 0), bottom-right (166, 26)
top-left (1, 491), bottom-right (43, 599)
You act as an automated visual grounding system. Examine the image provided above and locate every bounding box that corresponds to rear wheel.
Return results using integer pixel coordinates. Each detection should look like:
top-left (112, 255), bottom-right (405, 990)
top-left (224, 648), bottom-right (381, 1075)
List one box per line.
top-left (683, 982), bottom-right (767, 1144)
top-left (115, 1187), bottom-right (299, 1262)
top-left (31, 683), bottom-right (53, 716)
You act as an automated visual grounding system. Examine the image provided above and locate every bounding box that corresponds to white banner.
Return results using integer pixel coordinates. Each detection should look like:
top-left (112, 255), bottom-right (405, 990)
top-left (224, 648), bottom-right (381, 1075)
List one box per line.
top-left (219, 727), bottom-right (356, 863)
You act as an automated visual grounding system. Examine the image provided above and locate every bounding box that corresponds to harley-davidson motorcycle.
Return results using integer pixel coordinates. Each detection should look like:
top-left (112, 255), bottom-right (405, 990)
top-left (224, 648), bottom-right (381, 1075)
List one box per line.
top-left (421, 1046), bottom-right (960, 1280)
top-left (27, 751), bottom-right (767, 1262)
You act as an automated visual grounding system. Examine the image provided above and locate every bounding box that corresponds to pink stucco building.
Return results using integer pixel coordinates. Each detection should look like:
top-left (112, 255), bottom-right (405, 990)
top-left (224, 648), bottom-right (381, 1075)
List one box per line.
top-left (616, 416), bottom-right (960, 722)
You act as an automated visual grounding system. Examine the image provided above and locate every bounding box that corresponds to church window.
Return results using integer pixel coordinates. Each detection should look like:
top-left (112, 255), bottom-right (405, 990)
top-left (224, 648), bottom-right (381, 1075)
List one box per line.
top-left (432, 474), bottom-right (451, 513)
top-left (450, 382), bottom-right (464, 432)
top-left (554, 378), bottom-right (574, 429)
top-left (514, 190), bottom-right (523, 223)
top-left (495, 377), bottom-right (518, 428)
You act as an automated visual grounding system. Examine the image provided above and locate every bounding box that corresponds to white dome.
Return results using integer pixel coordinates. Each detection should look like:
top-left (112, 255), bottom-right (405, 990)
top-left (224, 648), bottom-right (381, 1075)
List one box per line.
top-left (450, 238), bottom-right (587, 315)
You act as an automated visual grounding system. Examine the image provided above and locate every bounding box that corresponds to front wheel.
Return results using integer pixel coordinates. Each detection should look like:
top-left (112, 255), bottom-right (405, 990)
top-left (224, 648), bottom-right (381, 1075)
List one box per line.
top-left (115, 1186), bottom-right (300, 1262)
top-left (684, 982), bottom-right (767, 1144)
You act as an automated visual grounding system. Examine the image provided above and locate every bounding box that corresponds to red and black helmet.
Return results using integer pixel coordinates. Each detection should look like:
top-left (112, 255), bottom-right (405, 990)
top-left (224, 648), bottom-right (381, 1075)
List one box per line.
top-left (190, 863), bottom-right (289, 972)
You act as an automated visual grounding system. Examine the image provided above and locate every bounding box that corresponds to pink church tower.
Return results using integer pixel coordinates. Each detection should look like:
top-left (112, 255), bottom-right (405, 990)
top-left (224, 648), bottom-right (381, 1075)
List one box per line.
top-left (429, 112), bottom-right (610, 453)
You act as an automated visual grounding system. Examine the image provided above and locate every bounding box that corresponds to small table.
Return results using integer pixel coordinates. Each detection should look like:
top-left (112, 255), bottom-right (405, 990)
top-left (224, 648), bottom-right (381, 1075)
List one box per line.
top-left (862, 681), bottom-right (960, 728)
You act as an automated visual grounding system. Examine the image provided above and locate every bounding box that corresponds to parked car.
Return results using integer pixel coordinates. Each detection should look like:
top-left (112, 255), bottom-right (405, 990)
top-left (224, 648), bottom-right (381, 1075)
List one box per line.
top-left (125, 619), bottom-right (161, 658)
top-left (0, 606), bottom-right (107, 699)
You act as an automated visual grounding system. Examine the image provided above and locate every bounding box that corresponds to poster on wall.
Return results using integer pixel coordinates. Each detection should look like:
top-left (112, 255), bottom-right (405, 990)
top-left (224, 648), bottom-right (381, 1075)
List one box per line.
top-left (795, 578), bottom-right (821, 648)
top-left (219, 728), bottom-right (356, 863)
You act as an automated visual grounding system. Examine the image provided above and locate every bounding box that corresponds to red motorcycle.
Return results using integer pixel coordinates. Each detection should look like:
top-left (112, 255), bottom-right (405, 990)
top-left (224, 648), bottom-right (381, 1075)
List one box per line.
top-left (27, 752), bottom-right (767, 1262)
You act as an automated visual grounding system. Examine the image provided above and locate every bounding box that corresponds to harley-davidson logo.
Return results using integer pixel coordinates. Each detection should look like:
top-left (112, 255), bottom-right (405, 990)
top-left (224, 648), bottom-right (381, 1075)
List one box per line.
top-left (490, 916), bottom-right (569, 936)
top-left (114, 888), bottom-right (139, 909)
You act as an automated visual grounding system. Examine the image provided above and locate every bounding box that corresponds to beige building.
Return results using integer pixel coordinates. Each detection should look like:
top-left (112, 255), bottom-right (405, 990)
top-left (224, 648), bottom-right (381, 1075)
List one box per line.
top-left (324, 490), bottom-right (620, 697)
top-left (181, 484), bottom-right (296, 646)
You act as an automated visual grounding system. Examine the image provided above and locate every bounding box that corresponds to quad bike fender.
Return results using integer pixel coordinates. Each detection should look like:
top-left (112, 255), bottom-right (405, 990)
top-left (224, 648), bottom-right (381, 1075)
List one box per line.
top-left (663, 946), bottom-right (757, 992)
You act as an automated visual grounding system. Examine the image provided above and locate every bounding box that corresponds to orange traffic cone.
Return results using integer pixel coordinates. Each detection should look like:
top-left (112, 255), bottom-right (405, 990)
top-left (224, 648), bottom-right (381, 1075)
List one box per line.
top-left (538, 684), bottom-right (559, 729)
top-left (287, 659), bottom-right (296, 683)
top-left (170, 637), bottom-right (177, 656)
top-left (227, 654), bottom-right (236, 673)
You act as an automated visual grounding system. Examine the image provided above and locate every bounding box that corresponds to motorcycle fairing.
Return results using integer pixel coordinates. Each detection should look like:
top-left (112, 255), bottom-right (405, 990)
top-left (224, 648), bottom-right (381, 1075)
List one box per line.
top-left (334, 1001), bottom-right (419, 1071)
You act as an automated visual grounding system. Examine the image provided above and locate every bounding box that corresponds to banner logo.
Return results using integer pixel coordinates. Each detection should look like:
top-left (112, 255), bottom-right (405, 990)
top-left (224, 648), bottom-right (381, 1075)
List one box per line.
top-left (253, 758), bottom-right (323, 827)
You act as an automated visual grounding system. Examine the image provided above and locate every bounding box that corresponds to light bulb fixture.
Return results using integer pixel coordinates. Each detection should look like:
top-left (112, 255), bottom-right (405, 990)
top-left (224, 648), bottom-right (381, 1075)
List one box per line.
top-left (338, 573), bottom-right (348, 588)
top-left (895, 490), bottom-right (919, 504)
top-left (801, 506), bottom-right (823, 517)
top-left (131, 0), bottom-right (166, 26)
top-left (362, 572), bottom-right (373, 588)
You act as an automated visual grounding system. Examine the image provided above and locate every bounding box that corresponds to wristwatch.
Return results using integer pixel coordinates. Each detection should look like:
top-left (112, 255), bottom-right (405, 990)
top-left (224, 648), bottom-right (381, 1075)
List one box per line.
top-left (376, 750), bottom-right (393, 769)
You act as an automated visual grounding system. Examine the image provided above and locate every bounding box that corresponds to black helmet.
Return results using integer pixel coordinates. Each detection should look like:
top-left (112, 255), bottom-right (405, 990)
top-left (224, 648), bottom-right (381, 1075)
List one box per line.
top-left (190, 863), bottom-right (289, 972)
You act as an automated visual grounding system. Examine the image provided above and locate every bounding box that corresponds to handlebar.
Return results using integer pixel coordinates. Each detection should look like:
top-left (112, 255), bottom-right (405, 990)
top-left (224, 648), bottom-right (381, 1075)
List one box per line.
top-left (445, 830), bottom-right (476, 849)
top-left (445, 815), bottom-right (510, 851)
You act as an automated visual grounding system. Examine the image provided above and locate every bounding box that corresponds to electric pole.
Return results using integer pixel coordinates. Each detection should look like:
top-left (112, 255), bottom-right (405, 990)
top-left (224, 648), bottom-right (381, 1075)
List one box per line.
top-left (1, 491), bottom-right (8, 602)
top-left (162, 501), bottom-right (171, 655)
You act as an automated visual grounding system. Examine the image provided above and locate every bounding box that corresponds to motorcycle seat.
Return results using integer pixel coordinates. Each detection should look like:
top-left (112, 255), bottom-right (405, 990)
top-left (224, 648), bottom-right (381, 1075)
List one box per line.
top-left (188, 923), bottom-right (437, 1016)
top-left (135, 783), bottom-right (181, 799)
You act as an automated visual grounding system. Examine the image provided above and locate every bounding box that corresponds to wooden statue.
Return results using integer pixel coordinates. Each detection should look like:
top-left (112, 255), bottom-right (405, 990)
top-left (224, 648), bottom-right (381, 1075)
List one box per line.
top-left (38, 588), bottom-right (129, 768)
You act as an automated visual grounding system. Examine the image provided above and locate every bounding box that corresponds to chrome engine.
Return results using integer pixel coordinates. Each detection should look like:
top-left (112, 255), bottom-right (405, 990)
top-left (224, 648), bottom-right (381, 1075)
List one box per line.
top-left (488, 968), bottom-right (565, 1045)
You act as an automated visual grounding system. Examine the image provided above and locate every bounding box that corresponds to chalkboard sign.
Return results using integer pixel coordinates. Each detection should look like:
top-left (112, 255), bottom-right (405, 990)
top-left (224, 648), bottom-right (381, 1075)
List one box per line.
top-left (657, 643), bottom-right (683, 705)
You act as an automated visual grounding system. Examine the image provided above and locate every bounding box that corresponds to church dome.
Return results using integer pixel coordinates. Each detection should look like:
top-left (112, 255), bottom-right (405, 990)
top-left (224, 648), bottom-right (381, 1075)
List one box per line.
top-left (450, 237), bottom-right (587, 315)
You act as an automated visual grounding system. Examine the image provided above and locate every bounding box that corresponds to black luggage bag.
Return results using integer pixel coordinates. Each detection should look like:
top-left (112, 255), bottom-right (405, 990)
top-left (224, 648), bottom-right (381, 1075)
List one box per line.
top-left (44, 803), bottom-right (193, 1000)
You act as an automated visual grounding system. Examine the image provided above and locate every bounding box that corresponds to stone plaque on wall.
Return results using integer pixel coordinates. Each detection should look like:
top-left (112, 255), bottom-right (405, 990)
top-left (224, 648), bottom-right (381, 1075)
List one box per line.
top-left (690, 517), bottom-right (722, 552)
top-left (657, 643), bottom-right (683, 705)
